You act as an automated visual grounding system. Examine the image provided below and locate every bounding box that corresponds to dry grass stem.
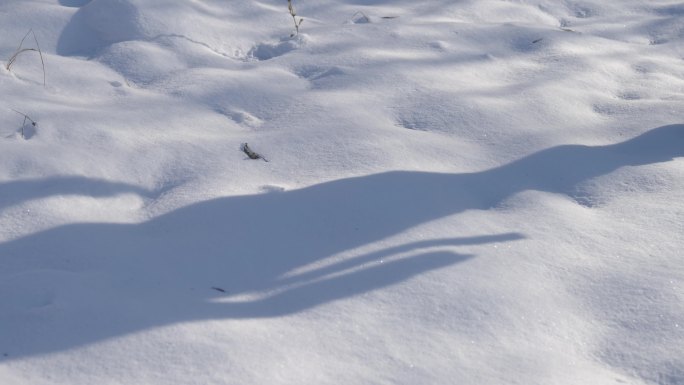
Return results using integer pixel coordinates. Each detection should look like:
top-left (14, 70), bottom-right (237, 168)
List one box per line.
top-left (288, 0), bottom-right (304, 36)
top-left (6, 29), bottom-right (46, 87)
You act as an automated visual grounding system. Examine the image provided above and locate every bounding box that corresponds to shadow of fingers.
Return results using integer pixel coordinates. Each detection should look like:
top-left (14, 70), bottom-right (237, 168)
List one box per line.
top-left (212, 251), bottom-right (472, 318)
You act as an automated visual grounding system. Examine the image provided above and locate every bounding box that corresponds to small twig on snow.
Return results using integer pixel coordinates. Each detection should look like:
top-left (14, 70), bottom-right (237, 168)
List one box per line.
top-left (241, 143), bottom-right (269, 162)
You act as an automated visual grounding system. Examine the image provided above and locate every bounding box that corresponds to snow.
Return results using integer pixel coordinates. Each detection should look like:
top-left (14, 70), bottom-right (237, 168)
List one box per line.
top-left (1, 0), bottom-right (683, 384)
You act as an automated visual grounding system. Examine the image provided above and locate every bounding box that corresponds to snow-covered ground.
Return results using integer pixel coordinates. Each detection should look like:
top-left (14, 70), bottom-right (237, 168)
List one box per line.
top-left (1, 0), bottom-right (683, 384)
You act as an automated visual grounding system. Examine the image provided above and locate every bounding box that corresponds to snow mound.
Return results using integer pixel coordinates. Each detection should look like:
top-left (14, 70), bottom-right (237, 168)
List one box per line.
top-left (57, 0), bottom-right (148, 55)
top-left (82, 0), bottom-right (148, 44)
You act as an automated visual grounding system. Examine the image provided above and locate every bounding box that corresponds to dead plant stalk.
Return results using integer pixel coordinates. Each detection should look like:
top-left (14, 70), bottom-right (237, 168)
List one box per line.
top-left (288, 0), bottom-right (304, 36)
top-left (6, 29), bottom-right (46, 87)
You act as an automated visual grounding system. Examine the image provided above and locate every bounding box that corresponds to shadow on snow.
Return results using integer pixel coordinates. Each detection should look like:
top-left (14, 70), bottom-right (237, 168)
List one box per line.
top-left (0, 124), bottom-right (682, 360)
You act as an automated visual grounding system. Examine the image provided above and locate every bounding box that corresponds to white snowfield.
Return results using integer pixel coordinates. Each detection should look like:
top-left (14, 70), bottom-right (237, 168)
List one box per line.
top-left (0, 0), bottom-right (683, 384)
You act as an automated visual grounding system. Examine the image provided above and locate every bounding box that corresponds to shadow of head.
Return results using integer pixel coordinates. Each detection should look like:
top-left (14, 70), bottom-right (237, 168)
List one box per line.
top-left (613, 124), bottom-right (684, 165)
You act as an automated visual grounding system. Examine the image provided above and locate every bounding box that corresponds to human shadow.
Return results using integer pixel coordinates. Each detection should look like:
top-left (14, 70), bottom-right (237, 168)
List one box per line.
top-left (0, 124), bottom-right (682, 361)
top-left (0, 176), bottom-right (154, 212)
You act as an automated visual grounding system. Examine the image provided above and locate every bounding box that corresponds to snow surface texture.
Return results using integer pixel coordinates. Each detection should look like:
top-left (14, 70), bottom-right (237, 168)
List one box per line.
top-left (0, 0), bottom-right (683, 384)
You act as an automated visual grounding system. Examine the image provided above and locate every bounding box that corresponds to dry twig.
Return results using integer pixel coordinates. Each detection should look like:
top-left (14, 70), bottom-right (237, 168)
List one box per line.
top-left (241, 143), bottom-right (268, 162)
